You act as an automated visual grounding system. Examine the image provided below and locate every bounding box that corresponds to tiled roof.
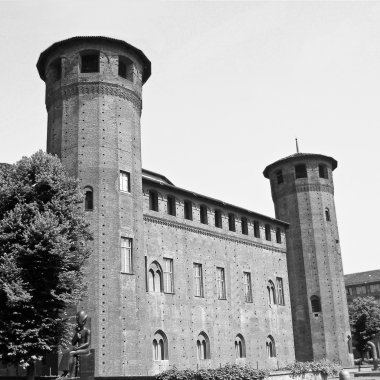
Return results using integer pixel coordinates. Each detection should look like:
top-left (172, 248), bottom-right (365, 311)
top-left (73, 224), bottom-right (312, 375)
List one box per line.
top-left (37, 36), bottom-right (151, 83)
top-left (263, 153), bottom-right (337, 178)
top-left (344, 270), bottom-right (380, 286)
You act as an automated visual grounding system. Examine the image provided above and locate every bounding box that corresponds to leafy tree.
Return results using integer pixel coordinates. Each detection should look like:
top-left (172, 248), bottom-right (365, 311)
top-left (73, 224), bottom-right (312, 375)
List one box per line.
top-left (349, 296), bottom-right (380, 358)
top-left (0, 151), bottom-right (92, 380)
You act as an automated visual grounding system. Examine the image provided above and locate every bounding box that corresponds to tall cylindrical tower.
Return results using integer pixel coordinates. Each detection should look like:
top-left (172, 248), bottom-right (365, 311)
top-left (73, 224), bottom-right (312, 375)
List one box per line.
top-left (37, 37), bottom-right (151, 376)
top-left (264, 153), bottom-right (353, 365)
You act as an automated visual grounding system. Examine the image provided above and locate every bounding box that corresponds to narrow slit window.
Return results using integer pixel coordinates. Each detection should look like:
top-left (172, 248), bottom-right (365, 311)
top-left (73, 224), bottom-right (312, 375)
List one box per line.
top-left (194, 263), bottom-right (203, 297)
top-left (84, 188), bottom-right (93, 211)
top-left (81, 52), bottom-right (100, 73)
top-left (228, 213), bottom-right (236, 232)
top-left (244, 272), bottom-right (253, 302)
top-left (215, 209), bottom-right (222, 228)
top-left (149, 190), bottom-right (159, 212)
top-left (184, 200), bottom-right (193, 220)
top-left (121, 237), bottom-right (132, 274)
top-left (200, 205), bottom-right (208, 224)
top-left (217, 267), bottom-right (226, 299)
top-left (167, 195), bottom-right (176, 216)
top-left (325, 207), bottom-right (331, 221)
top-left (295, 164), bottom-right (307, 179)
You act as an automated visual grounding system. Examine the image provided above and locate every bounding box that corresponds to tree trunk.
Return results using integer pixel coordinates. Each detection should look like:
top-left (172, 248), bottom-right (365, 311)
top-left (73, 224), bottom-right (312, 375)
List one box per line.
top-left (26, 361), bottom-right (35, 380)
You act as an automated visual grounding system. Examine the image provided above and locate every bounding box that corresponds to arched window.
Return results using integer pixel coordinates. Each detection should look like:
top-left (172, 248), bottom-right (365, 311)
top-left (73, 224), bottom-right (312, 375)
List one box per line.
top-left (347, 336), bottom-right (352, 354)
top-left (235, 334), bottom-right (246, 358)
top-left (148, 261), bottom-right (163, 293)
top-left (266, 335), bottom-right (276, 358)
top-left (310, 295), bottom-right (321, 313)
top-left (267, 281), bottom-right (276, 305)
top-left (325, 207), bottom-right (331, 222)
top-left (196, 332), bottom-right (210, 360)
top-left (80, 51), bottom-right (100, 73)
top-left (153, 330), bottom-right (168, 360)
top-left (84, 187), bottom-right (93, 211)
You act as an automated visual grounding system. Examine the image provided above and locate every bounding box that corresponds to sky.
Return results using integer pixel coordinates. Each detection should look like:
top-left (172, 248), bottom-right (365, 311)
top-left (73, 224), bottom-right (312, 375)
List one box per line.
top-left (0, 0), bottom-right (379, 275)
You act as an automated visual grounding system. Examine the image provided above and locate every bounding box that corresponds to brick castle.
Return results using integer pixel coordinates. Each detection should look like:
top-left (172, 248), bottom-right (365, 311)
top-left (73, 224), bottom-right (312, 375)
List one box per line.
top-left (35, 36), bottom-right (353, 376)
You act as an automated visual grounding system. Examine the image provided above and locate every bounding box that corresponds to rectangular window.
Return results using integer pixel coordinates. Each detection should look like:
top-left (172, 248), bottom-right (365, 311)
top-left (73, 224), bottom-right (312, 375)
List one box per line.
top-left (163, 258), bottom-right (174, 293)
top-left (265, 224), bottom-right (271, 241)
top-left (215, 209), bottom-right (222, 228)
top-left (167, 195), bottom-right (176, 216)
top-left (346, 287), bottom-right (353, 296)
top-left (194, 263), bottom-right (203, 297)
top-left (244, 272), bottom-right (253, 302)
top-left (319, 164), bottom-right (328, 179)
top-left (254, 220), bottom-right (260, 238)
top-left (241, 217), bottom-right (248, 235)
top-left (228, 213), bottom-right (235, 232)
top-left (276, 228), bottom-right (282, 243)
top-left (184, 200), bottom-right (193, 220)
top-left (121, 237), bottom-right (132, 273)
top-left (149, 190), bottom-right (158, 211)
top-left (276, 277), bottom-right (285, 305)
top-left (217, 267), bottom-right (226, 299)
top-left (81, 53), bottom-right (100, 73)
top-left (370, 283), bottom-right (380, 293)
top-left (356, 285), bottom-right (367, 295)
top-left (200, 205), bottom-right (208, 224)
top-left (118, 56), bottom-right (133, 81)
top-left (295, 164), bottom-right (307, 179)
top-left (276, 170), bottom-right (284, 184)
top-left (120, 171), bottom-right (130, 192)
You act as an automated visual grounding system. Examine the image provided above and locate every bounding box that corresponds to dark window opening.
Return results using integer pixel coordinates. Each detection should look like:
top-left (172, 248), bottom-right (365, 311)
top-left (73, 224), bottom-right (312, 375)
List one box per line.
top-left (319, 164), bottom-right (328, 179)
top-left (310, 295), bottom-right (321, 313)
top-left (254, 220), bottom-right (260, 238)
top-left (149, 190), bottom-right (159, 212)
top-left (276, 228), bottom-right (281, 243)
top-left (81, 52), bottom-right (100, 73)
top-left (200, 205), bottom-right (208, 224)
top-left (50, 58), bottom-right (62, 81)
top-left (184, 200), bottom-right (193, 220)
top-left (276, 170), bottom-right (284, 184)
top-left (167, 195), bottom-right (176, 216)
top-left (84, 188), bottom-right (93, 211)
top-left (295, 164), bottom-right (307, 179)
top-left (215, 209), bottom-right (222, 228)
top-left (228, 213), bottom-right (236, 232)
top-left (325, 207), bottom-right (331, 222)
top-left (241, 217), bottom-right (248, 235)
top-left (265, 224), bottom-right (271, 241)
top-left (118, 56), bottom-right (134, 81)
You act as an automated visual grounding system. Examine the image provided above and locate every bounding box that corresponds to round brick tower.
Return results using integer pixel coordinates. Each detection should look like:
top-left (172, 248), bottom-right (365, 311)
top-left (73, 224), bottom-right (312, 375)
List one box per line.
top-left (37, 37), bottom-right (151, 376)
top-left (264, 153), bottom-right (353, 365)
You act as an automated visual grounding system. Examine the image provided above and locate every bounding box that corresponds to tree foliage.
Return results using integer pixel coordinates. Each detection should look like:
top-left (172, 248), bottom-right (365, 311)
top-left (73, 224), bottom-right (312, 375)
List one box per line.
top-left (0, 151), bottom-right (92, 371)
top-left (348, 296), bottom-right (380, 356)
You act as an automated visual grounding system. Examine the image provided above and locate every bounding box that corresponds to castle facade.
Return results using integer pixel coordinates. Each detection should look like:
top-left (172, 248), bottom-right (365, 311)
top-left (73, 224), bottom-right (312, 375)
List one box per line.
top-left (36, 37), bottom-right (353, 376)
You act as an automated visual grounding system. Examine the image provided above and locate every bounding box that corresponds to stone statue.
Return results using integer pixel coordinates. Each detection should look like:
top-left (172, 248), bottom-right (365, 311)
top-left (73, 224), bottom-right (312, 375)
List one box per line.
top-left (58, 310), bottom-right (91, 378)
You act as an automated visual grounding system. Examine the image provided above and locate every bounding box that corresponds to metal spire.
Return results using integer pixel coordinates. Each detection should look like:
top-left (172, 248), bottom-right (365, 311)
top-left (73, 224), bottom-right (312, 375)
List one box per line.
top-left (295, 138), bottom-right (299, 153)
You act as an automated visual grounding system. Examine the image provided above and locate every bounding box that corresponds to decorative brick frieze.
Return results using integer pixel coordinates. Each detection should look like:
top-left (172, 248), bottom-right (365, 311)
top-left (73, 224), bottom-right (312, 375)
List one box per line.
top-left (46, 82), bottom-right (142, 111)
top-left (143, 214), bottom-right (286, 254)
